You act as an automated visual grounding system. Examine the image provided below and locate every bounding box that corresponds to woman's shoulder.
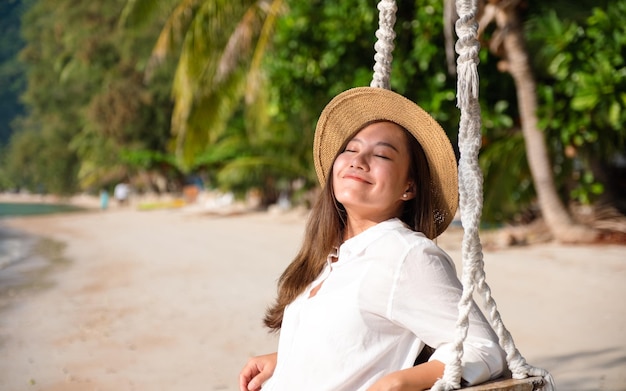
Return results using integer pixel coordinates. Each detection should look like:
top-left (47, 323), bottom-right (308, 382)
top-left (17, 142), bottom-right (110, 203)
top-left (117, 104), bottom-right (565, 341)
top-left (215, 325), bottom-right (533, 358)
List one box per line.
top-left (364, 222), bottom-right (458, 290)
top-left (380, 219), bottom-right (436, 248)
top-left (379, 221), bottom-right (455, 267)
top-left (363, 220), bottom-right (446, 261)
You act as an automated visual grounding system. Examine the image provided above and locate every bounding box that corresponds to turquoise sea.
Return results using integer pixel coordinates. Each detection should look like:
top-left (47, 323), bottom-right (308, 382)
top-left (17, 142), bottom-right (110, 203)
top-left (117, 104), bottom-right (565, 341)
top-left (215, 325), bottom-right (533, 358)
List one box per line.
top-left (0, 202), bottom-right (83, 217)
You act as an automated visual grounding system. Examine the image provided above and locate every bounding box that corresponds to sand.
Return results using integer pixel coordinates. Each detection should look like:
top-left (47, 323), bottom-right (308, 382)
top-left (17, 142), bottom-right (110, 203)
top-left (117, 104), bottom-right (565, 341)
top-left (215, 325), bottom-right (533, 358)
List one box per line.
top-left (0, 202), bottom-right (624, 391)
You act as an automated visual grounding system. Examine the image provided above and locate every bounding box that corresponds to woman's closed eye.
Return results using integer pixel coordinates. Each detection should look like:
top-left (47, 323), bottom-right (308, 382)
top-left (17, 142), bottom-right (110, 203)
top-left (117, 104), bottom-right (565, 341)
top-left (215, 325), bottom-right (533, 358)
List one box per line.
top-left (342, 148), bottom-right (391, 160)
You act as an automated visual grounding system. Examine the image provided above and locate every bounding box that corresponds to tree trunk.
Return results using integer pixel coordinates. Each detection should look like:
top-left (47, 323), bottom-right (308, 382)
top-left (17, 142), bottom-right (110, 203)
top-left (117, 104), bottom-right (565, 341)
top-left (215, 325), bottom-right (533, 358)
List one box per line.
top-left (483, 1), bottom-right (597, 243)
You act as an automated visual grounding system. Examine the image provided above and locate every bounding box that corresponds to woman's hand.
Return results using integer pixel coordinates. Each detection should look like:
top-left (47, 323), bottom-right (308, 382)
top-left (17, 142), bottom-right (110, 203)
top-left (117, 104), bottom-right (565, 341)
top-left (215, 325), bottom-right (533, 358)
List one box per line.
top-left (239, 352), bottom-right (277, 391)
top-left (366, 360), bottom-right (445, 391)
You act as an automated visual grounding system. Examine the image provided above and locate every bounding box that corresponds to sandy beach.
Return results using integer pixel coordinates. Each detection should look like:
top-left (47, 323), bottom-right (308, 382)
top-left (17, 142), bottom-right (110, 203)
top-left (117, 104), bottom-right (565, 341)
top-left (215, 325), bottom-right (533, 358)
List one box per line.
top-left (0, 201), bottom-right (624, 391)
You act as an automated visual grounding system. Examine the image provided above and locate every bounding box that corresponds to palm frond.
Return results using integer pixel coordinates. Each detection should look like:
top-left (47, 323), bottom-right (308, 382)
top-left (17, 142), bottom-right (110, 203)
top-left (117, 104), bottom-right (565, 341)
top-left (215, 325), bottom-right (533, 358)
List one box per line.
top-left (146, 0), bottom-right (199, 76)
top-left (169, 0), bottom-right (286, 169)
top-left (119, 0), bottom-right (178, 29)
top-left (192, 134), bottom-right (250, 167)
top-left (175, 68), bottom-right (248, 170)
top-left (245, 0), bottom-right (285, 102)
top-left (217, 4), bottom-right (261, 84)
top-left (217, 155), bottom-right (308, 186)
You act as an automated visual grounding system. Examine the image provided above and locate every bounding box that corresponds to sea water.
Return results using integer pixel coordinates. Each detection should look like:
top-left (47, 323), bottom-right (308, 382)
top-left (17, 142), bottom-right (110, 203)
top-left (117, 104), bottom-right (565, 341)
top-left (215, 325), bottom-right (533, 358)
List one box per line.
top-left (0, 226), bottom-right (35, 271)
top-left (0, 202), bottom-right (83, 217)
top-left (0, 203), bottom-right (75, 296)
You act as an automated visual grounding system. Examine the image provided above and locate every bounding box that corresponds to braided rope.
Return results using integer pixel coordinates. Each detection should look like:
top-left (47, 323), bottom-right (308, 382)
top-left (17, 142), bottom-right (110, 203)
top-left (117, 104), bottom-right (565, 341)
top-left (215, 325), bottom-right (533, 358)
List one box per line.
top-left (370, 0), bottom-right (397, 89)
top-left (433, 0), bottom-right (555, 389)
top-left (370, 0), bottom-right (555, 389)
top-left (431, 1), bottom-right (482, 388)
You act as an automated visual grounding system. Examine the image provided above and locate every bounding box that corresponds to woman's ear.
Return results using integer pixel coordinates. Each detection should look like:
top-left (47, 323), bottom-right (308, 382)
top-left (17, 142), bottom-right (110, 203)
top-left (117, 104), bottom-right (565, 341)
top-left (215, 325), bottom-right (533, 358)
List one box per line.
top-left (402, 182), bottom-right (416, 201)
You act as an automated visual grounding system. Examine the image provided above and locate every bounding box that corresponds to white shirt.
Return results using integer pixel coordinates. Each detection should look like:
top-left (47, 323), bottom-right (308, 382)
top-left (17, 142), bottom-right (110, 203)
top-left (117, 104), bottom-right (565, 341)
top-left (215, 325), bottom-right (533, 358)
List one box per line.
top-left (263, 218), bottom-right (505, 390)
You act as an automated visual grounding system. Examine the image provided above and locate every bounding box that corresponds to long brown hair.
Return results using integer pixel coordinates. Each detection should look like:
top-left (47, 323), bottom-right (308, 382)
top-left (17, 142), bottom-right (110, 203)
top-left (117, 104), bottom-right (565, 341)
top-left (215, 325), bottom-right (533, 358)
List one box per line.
top-left (263, 121), bottom-right (434, 330)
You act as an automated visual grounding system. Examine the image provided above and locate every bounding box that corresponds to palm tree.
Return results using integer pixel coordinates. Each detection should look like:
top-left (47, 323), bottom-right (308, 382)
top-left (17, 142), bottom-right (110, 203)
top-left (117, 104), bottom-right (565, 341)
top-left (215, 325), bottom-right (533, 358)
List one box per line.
top-left (120, 0), bottom-right (285, 170)
top-left (446, 0), bottom-right (597, 242)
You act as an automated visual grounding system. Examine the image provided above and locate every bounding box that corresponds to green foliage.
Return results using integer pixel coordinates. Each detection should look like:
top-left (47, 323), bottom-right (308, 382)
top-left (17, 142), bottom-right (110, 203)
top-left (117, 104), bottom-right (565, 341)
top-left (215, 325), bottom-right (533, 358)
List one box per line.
top-left (480, 133), bottom-right (535, 222)
top-left (476, 2), bottom-right (626, 222)
top-left (267, 0), bottom-right (459, 188)
top-left (269, 0), bottom-right (457, 120)
top-left (528, 2), bottom-right (626, 205)
top-left (394, 1), bottom-right (457, 124)
top-left (0, 0), bottom-right (30, 145)
top-left (270, 0), bottom-right (376, 96)
top-left (3, 0), bottom-right (624, 223)
top-left (2, 129), bottom-right (45, 191)
top-left (4, 0), bottom-right (177, 194)
top-left (120, 0), bottom-right (285, 171)
top-left (266, 0), bottom-right (379, 188)
top-left (3, 122), bottom-right (78, 194)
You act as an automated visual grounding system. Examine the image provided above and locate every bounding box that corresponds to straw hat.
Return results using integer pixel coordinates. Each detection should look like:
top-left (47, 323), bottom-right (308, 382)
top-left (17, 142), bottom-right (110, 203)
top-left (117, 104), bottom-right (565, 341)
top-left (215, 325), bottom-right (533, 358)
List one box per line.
top-left (313, 87), bottom-right (458, 236)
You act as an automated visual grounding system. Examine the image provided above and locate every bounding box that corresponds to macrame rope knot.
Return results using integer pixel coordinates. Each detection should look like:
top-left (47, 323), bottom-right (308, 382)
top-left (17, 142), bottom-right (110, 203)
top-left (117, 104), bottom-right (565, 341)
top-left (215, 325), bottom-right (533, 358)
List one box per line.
top-left (455, 2), bottom-right (480, 109)
top-left (371, 0), bottom-right (397, 89)
top-left (435, 1), bottom-right (557, 390)
top-left (368, 1), bottom-right (555, 390)
top-left (432, 1), bottom-right (482, 390)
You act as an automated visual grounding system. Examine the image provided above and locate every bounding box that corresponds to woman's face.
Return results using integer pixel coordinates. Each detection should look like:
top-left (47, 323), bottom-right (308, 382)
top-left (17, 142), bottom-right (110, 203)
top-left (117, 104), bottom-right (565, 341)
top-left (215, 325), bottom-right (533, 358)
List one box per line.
top-left (332, 121), bottom-right (415, 222)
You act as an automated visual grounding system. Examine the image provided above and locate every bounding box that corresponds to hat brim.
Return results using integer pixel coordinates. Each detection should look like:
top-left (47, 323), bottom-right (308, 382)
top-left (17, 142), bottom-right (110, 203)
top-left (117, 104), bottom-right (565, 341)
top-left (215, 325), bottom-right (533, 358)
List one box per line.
top-left (313, 87), bottom-right (458, 236)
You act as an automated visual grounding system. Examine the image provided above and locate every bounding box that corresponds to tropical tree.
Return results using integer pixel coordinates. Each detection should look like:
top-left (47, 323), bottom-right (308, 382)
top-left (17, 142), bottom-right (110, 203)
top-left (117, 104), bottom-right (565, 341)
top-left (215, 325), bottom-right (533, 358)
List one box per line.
top-left (120, 0), bottom-right (285, 166)
top-left (445, 0), bottom-right (620, 242)
top-left (482, 0), bottom-right (596, 242)
top-left (528, 2), bottom-right (626, 209)
top-left (119, 0), bottom-right (623, 226)
top-left (120, 0), bottom-right (306, 204)
top-left (0, 0), bottom-right (29, 146)
top-left (9, 0), bottom-right (177, 194)
top-left (129, 0), bottom-right (462, 199)
top-left (9, 0), bottom-right (87, 194)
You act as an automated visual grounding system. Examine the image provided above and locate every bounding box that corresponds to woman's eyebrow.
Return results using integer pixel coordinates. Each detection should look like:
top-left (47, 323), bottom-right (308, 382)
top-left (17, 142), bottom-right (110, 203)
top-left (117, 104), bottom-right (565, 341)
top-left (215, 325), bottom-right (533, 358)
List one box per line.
top-left (376, 141), bottom-right (399, 152)
top-left (350, 138), bottom-right (400, 152)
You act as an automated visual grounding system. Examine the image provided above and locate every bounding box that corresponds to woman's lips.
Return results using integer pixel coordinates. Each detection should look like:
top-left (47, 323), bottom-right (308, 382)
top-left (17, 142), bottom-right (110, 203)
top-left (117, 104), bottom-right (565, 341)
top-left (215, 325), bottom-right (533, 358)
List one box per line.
top-left (343, 174), bottom-right (371, 184)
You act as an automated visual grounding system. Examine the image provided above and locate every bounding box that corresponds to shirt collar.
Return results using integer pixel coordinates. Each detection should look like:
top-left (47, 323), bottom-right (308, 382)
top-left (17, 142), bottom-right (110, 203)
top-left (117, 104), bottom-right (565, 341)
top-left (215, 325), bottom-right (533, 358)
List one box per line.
top-left (337, 218), bottom-right (407, 262)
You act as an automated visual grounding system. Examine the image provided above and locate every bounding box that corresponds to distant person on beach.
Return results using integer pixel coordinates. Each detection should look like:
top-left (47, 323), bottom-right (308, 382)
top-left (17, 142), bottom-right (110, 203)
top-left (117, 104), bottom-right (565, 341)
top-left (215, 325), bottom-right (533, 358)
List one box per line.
top-left (239, 88), bottom-right (505, 391)
top-left (100, 189), bottom-right (109, 210)
top-left (113, 182), bottom-right (130, 206)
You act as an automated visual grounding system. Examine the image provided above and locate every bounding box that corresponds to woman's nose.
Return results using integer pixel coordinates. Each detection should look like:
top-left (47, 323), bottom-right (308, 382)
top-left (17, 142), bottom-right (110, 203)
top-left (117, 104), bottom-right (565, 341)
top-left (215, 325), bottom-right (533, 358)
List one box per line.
top-left (350, 153), bottom-right (368, 170)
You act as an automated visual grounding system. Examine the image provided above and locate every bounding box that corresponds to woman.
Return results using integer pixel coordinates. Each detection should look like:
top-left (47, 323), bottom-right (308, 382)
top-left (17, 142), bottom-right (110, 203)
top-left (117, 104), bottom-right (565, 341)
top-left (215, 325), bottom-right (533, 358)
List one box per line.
top-left (239, 87), bottom-right (505, 391)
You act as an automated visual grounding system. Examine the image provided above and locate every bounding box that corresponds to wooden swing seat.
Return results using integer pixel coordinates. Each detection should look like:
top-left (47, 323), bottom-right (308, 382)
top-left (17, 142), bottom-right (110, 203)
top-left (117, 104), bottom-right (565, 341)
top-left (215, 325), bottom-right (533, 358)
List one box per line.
top-left (416, 347), bottom-right (545, 390)
top-left (462, 376), bottom-right (545, 391)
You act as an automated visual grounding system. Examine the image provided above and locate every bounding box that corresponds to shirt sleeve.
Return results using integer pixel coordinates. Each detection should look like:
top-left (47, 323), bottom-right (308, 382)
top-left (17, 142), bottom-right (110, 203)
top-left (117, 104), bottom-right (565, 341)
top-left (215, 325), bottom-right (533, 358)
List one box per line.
top-left (388, 239), bottom-right (505, 385)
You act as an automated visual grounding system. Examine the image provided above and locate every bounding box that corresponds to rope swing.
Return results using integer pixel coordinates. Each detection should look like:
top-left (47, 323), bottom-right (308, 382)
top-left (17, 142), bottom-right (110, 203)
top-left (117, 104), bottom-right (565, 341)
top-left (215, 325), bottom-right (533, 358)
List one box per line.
top-left (370, 0), bottom-right (555, 389)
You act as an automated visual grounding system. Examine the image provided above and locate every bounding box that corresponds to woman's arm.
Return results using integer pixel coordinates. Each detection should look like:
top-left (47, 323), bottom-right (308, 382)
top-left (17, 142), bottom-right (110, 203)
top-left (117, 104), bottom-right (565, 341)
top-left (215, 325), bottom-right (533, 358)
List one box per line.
top-left (239, 352), bottom-right (277, 391)
top-left (392, 242), bottom-right (505, 385)
top-left (367, 360), bottom-right (445, 391)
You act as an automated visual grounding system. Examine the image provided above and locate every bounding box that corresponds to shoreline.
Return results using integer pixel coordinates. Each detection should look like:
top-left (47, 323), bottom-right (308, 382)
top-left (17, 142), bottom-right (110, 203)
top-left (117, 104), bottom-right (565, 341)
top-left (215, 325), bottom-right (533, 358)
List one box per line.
top-left (0, 208), bottom-right (624, 390)
top-left (0, 226), bottom-right (69, 315)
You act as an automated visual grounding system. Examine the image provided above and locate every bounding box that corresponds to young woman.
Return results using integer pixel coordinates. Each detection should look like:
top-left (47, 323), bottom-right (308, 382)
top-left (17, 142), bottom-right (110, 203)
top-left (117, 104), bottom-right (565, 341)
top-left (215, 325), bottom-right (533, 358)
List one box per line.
top-left (239, 87), bottom-right (505, 391)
